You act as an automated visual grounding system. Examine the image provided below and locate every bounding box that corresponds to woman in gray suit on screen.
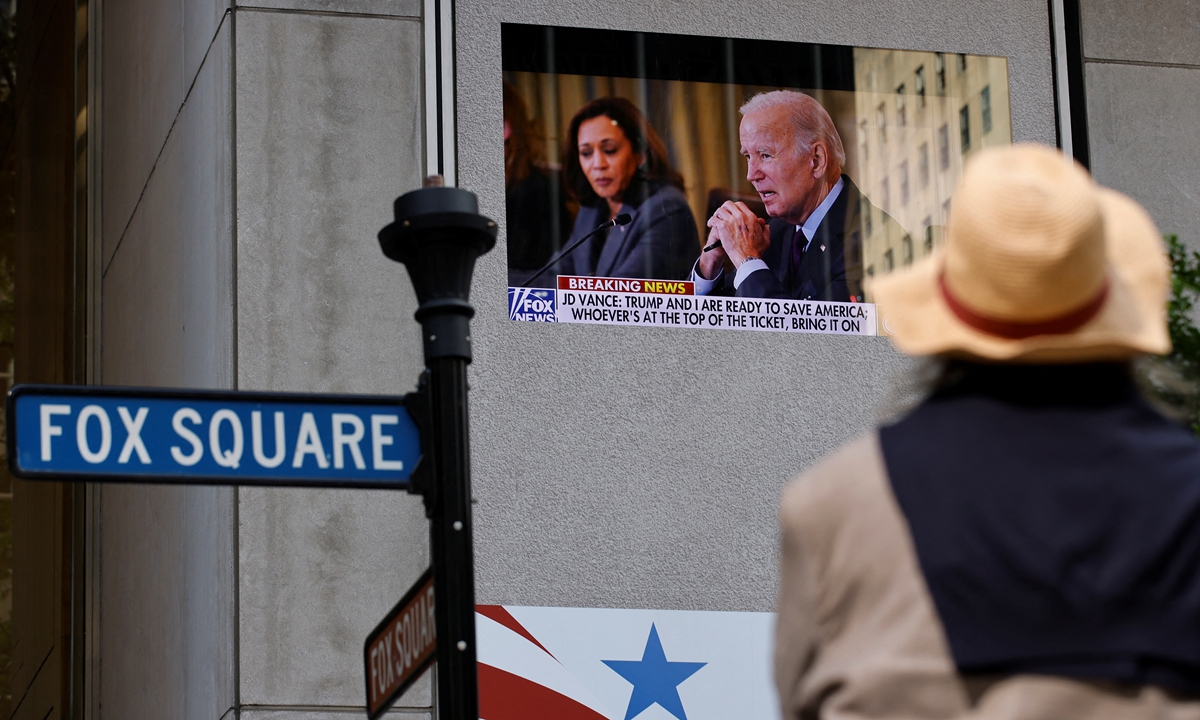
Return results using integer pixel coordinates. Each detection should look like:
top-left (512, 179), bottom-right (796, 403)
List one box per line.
top-left (552, 97), bottom-right (699, 282)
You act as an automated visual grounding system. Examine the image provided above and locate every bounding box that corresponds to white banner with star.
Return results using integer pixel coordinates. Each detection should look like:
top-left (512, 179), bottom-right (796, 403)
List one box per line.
top-left (476, 605), bottom-right (777, 720)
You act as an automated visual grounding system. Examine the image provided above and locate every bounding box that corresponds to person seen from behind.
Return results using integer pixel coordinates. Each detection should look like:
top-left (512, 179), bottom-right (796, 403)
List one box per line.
top-left (504, 82), bottom-right (574, 287)
top-left (775, 143), bottom-right (1200, 719)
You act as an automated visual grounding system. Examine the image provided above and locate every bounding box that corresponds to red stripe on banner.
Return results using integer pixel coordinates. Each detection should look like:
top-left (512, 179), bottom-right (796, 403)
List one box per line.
top-left (478, 663), bottom-right (610, 720)
top-left (476, 605), bottom-right (555, 658)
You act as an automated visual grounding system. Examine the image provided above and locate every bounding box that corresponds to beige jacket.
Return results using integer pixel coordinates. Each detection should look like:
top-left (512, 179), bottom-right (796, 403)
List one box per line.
top-left (775, 434), bottom-right (1200, 720)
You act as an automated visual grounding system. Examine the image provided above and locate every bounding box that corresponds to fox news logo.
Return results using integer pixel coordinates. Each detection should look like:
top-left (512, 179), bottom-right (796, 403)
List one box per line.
top-left (508, 288), bottom-right (556, 322)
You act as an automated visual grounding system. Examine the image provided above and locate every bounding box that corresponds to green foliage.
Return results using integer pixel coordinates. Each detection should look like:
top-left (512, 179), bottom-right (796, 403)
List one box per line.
top-left (1139, 235), bottom-right (1200, 434)
top-left (1167, 235), bottom-right (1200, 373)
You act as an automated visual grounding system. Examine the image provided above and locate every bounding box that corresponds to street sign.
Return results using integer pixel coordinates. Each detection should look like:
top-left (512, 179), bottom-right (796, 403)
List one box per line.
top-left (364, 568), bottom-right (436, 720)
top-left (7, 384), bottom-right (422, 488)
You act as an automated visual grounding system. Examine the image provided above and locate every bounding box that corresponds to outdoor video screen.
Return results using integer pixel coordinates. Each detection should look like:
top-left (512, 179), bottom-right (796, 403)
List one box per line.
top-left (503, 24), bottom-right (1011, 337)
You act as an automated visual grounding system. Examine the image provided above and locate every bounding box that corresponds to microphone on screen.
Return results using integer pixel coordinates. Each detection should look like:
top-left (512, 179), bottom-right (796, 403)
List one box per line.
top-left (521, 213), bottom-right (633, 288)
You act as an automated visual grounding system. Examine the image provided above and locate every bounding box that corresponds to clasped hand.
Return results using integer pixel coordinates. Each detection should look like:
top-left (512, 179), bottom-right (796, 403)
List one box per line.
top-left (699, 201), bottom-right (769, 280)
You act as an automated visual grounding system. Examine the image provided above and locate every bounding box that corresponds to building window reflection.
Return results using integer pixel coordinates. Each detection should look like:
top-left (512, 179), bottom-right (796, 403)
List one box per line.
top-left (849, 47), bottom-right (1011, 292)
top-left (959, 104), bottom-right (970, 152)
top-left (981, 85), bottom-right (993, 134)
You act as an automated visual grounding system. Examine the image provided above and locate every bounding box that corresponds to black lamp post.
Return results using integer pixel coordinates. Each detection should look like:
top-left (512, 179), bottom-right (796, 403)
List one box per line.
top-left (379, 184), bottom-right (496, 720)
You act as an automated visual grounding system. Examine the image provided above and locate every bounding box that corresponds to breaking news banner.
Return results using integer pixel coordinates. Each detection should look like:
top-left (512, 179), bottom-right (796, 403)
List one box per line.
top-left (509, 277), bottom-right (877, 336)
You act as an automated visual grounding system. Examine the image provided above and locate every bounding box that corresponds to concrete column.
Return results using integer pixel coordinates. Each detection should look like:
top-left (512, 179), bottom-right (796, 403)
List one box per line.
top-left (1080, 1), bottom-right (1200, 247)
top-left (98, 0), bottom-right (237, 716)
top-left (233, 6), bottom-right (431, 717)
top-left (97, 0), bottom-right (431, 717)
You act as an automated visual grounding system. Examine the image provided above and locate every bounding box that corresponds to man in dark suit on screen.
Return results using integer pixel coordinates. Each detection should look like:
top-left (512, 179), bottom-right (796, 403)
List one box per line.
top-left (694, 90), bottom-right (898, 302)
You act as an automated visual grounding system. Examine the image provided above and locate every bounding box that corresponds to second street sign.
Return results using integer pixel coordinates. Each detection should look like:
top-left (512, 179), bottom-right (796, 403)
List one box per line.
top-left (365, 568), bottom-right (437, 720)
top-left (7, 384), bottom-right (422, 488)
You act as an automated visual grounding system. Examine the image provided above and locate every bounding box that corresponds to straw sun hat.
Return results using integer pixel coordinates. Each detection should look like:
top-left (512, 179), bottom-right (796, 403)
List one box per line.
top-left (869, 143), bottom-right (1170, 362)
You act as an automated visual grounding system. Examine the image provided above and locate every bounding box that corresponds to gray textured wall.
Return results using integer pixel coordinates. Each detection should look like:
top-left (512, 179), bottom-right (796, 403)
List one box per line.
top-left (1081, 1), bottom-right (1200, 249)
top-left (457, 0), bottom-right (1057, 614)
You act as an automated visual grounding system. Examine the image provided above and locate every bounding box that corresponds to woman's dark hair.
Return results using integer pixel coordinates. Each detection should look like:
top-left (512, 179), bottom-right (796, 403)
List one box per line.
top-left (561, 96), bottom-right (684, 204)
top-left (504, 82), bottom-right (544, 189)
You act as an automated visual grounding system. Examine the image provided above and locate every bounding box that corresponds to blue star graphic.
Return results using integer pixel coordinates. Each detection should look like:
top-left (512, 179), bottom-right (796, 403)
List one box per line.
top-left (602, 624), bottom-right (706, 720)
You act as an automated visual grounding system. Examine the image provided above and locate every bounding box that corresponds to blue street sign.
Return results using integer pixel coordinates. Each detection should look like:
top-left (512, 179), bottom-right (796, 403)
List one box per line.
top-left (7, 385), bottom-right (423, 488)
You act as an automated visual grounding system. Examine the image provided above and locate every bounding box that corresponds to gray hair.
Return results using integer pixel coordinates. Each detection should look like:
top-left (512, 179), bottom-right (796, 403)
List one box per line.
top-left (740, 90), bottom-right (846, 172)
